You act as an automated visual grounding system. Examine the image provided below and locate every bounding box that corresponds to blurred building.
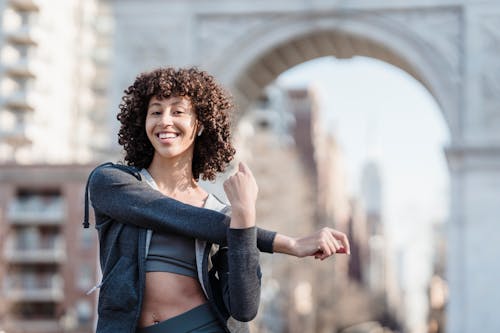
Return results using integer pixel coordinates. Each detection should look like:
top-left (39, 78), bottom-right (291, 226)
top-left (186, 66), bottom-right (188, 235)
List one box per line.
top-left (288, 86), bottom-right (353, 333)
top-left (235, 86), bottom-right (317, 333)
top-left (0, 164), bottom-right (96, 333)
top-left (360, 160), bottom-right (386, 294)
top-left (0, 1), bottom-right (112, 332)
top-left (427, 222), bottom-right (448, 333)
top-left (0, 0), bottom-right (113, 164)
top-left (237, 84), bottom-right (402, 333)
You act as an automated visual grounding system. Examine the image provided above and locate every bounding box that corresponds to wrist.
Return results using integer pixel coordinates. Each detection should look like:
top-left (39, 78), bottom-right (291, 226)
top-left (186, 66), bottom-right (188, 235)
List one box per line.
top-left (230, 208), bottom-right (256, 228)
top-left (273, 234), bottom-right (297, 256)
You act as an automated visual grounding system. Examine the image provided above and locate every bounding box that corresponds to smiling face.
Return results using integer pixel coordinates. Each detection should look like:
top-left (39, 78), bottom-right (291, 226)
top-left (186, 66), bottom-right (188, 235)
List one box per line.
top-left (145, 95), bottom-right (200, 163)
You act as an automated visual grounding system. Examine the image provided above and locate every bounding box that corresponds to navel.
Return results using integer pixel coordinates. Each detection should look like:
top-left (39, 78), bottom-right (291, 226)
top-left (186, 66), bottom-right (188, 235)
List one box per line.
top-left (152, 312), bottom-right (160, 325)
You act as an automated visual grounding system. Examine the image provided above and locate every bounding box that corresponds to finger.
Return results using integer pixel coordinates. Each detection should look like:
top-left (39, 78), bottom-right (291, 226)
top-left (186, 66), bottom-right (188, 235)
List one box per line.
top-left (324, 235), bottom-right (339, 257)
top-left (321, 228), bottom-right (338, 257)
top-left (333, 232), bottom-right (351, 255)
top-left (238, 161), bottom-right (246, 173)
top-left (316, 249), bottom-right (327, 260)
top-left (222, 183), bottom-right (230, 196)
top-left (325, 230), bottom-right (342, 251)
top-left (239, 161), bottom-right (255, 178)
top-left (340, 234), bottom-right (351, 254)
top-left (317, 242), bottom-right (331, 260)
top-left (222, 178), bottom-right (234, 195)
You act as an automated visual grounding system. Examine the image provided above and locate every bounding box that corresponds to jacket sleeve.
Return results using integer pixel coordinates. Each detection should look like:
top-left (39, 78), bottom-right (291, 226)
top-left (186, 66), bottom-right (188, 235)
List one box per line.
top-left (88, 164), bottom-right (276, 252)
top-left (223, 227), bottom-right (261, 321)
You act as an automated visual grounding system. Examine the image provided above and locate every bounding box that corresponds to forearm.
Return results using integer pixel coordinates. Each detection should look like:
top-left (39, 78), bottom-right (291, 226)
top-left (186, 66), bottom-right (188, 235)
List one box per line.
top-left (225, 227), bottom-right (261, 321)
top-left (257, 228), bottom-right (276, 253)
top-left (272, 233), bottom-right (297, 256)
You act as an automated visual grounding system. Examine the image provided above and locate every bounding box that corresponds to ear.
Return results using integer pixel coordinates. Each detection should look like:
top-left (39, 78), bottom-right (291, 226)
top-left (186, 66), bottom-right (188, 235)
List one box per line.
top-left (197, 125), bottom-right (204, 137)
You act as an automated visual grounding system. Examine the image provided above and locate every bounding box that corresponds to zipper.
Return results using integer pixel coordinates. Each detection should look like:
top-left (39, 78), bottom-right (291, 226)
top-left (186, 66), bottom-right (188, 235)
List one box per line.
top-left (131, 228), bottom-right (147, 333)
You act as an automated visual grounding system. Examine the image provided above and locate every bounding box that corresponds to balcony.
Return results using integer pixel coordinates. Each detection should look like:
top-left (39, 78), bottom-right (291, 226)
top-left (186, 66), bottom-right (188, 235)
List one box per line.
top-left (3, 89), bottom-right (37, 111)
top-left (7, 197), bottom-right (65, 225)
top-left (0, 122), bottom-right (32, 146)
top-left (9, 0), bottom-right (40, 12)
top-left (4, 239), bottom-right (66, 263)
top-left (4, 247), bottom-right (66, 263)
top-left (4, 286), bottom-right (64, 302)
top-left (4, 57), bottom-right (39, 78)
top-left (6, 25), bottom-right (42, 46)
top-left (3, 319), bottom-right (61, 333)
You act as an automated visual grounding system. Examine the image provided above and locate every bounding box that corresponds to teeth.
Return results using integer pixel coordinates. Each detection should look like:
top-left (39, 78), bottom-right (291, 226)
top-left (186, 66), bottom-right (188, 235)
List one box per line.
top-left (159, 133), bottom-right (178, 139)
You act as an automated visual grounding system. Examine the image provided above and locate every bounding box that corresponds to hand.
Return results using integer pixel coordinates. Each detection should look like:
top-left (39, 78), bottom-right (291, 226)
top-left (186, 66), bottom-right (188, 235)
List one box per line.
top-left (223, 162), bottom-right (258, 228)
top-left (275, 227), bottom-right (350, 260)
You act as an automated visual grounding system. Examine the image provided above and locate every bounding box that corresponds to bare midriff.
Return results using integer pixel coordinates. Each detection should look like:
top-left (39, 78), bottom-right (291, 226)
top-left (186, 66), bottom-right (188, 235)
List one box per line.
top-left (138, 271), bottom-right (207, 327)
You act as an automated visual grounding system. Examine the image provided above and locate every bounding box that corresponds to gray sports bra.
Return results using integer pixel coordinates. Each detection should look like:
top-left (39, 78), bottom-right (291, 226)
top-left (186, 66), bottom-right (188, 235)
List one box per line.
top-left (146, 228), bottom-right (198, 278)
top-left (140, 169), bottom-right (223, 279)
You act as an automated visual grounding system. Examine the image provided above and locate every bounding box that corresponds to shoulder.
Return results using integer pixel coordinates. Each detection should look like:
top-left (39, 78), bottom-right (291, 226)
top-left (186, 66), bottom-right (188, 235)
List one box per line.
top-left (88, 162), bottom-right (142, 188)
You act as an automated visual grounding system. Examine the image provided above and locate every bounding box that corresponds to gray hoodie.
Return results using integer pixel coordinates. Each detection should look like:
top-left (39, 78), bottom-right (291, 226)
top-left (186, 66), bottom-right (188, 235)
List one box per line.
top-left (84, 163), bottom-right (276, 332)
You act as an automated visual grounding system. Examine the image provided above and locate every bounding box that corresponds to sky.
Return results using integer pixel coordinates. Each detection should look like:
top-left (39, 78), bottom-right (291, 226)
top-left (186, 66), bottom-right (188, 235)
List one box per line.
top-left (277, 56), bottom-right (450, 332)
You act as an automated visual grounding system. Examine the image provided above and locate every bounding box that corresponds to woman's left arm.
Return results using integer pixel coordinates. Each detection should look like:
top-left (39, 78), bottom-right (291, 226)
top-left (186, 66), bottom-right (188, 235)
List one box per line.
top-left (273, 228), bottom-right (351, 260)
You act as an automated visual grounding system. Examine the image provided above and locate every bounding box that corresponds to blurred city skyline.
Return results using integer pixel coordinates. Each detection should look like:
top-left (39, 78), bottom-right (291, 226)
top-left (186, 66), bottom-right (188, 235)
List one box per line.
top-left (277, 56), bottom-right (449, 332)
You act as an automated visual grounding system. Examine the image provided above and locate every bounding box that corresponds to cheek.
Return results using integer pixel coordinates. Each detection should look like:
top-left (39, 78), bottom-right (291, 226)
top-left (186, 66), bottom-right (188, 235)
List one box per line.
top-left (180, 119), bottom-right (197, 135)
top-left (144, 123), bottom-right (156, 143)
top-left (145, 118), bottom-right (155, 133)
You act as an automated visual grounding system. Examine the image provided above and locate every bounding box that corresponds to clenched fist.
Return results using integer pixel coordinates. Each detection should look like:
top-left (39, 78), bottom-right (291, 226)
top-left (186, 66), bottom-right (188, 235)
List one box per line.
top-left (223, 162), bottom-right (258, 229)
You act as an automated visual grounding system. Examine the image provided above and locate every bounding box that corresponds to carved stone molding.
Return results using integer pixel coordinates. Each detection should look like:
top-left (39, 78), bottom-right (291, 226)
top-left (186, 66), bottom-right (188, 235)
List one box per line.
top-left (378, 7), bottom-right (463, 80)
top-left (445, 144), bottom-right (500, 171)
top-left (197, 8), bottom-right (463, 91)
top-left (196, 14), bottom-right (274, 64)
top-left (120, 28), bottom-right (171, 70)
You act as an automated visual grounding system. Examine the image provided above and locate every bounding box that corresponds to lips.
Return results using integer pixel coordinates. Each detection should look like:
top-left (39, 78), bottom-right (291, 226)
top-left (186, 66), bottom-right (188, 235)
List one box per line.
top-left (156, 132), bottom-right (180, 143)
top-left (157, 132), bottom-right (179, 139)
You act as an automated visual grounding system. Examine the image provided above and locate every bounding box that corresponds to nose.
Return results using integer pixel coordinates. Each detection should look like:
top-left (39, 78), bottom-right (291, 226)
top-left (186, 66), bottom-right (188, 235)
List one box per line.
top-left (158, 112), bottom-right (174, 126)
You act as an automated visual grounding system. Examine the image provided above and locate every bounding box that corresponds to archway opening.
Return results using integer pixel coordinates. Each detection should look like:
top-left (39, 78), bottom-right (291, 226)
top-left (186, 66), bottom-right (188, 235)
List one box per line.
top-left (234, 55), bottom-right (450, 333)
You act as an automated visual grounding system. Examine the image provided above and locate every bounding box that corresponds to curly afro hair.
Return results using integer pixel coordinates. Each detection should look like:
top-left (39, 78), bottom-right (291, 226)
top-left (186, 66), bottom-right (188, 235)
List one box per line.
top-left (117, 67), bottom-right (236, 181)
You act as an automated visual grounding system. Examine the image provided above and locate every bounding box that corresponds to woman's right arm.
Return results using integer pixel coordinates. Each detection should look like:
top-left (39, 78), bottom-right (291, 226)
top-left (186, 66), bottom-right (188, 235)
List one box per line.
top-left (88, 165), bottom-right (275, 251)
top-left (220, 162), bottom-right (261, 321)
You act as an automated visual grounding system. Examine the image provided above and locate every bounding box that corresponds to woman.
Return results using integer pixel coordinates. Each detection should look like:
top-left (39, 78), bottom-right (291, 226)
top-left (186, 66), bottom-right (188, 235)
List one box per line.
top-left (83, 67), bottom-right (350, 333)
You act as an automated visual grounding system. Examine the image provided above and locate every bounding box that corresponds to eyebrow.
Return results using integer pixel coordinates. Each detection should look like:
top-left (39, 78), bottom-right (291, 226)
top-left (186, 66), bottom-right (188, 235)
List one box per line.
top-left (148, 101), bottom-right (189, 107)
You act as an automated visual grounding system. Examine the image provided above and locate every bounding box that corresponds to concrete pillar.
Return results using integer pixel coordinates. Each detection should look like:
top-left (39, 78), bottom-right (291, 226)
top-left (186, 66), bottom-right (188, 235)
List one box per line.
top-left (446, 145), bottom-right (500, 333)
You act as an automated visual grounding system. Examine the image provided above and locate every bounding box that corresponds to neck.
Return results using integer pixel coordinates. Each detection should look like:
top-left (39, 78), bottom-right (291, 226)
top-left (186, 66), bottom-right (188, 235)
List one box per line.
top-left (147, 153), bottom-right (197, 195)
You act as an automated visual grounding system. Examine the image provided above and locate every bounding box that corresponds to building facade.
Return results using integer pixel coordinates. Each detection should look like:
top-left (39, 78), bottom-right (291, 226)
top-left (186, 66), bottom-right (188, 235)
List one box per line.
top-left (0, 0), bottom-right (112, 164)
top-left (0, 164), bottom-right (96, 333)
top-left (0, 1), bottom-right (110, 331)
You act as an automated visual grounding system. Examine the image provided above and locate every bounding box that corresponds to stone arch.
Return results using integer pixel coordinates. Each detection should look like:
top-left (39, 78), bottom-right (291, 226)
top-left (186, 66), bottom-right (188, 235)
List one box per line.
top-left (207, 14), bottom-right (460, 137)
